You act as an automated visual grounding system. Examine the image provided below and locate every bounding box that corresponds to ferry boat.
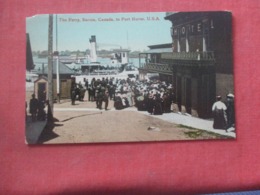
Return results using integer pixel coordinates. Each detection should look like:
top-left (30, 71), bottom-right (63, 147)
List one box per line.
top-left (73, 36), bottom-right (139, 83)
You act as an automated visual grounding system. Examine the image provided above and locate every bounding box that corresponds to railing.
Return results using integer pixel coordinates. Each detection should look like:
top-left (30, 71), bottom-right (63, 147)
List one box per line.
top-left (161, 51), bottom-right (215, 61)
top-left (139, 51), bottom-right (215, 74)
top-left (139, 63), bottom-right (172, 74)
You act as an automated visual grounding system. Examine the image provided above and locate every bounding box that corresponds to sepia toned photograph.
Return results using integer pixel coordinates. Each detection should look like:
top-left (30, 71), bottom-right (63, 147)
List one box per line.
top-left (25, 11), bottom-right (236, 144)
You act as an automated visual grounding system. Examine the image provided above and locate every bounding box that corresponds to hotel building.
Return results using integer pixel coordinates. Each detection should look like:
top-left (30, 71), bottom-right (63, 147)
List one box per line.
top-left (139, 12), bottom-right (233, 118)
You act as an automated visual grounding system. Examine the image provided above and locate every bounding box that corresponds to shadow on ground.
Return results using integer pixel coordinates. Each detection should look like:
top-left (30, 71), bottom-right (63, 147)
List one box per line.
top-left (37, 118), bottom-right (62, 144)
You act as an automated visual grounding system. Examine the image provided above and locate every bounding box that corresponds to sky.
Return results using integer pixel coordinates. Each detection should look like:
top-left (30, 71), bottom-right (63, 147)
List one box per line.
top-left (26, 12), bottom-right (172, 52)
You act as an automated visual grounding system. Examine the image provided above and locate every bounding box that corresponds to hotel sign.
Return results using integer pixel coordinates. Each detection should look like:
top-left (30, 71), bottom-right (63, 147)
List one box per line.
top-left (171, 19), bottom-right (214, 38)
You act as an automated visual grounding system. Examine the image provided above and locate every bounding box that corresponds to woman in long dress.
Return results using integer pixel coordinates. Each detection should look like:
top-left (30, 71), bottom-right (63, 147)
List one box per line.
top-left (212, 96), bottom-right (227, 130)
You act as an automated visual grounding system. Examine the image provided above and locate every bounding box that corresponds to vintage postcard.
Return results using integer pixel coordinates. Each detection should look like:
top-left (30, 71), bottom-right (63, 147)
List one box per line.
top-left (25, 11), bottom-right (235, 144)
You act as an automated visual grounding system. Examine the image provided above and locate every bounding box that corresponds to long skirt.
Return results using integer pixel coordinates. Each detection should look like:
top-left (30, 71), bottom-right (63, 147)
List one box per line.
top-left (213, 109), bottom-right (227, 129)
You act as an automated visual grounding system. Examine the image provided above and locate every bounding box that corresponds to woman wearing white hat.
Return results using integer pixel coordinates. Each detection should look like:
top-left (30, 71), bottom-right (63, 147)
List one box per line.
top-left (212, 96), bottom-right (227, 130)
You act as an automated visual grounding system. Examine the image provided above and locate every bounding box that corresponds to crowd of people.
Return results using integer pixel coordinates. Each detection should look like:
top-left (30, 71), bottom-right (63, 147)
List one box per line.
top-left (129, 80), bottom-right (175, 115)
top-left (70, 77), bottom-right (175, 115)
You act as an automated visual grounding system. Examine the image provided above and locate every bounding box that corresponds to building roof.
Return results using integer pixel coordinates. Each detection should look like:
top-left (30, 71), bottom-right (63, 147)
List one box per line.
top-left (164, 11), bottom-right (231, 21)
top-left (141, 48), bottom-right (172, 54)
top-left (148, 43), bottom-right (172, 50)
top-left (138, 43), bottom-right (172, 54)
top-left (34, 76), bottom-right (48, 83)
top-left (41, 60), bottom-right (75, 75)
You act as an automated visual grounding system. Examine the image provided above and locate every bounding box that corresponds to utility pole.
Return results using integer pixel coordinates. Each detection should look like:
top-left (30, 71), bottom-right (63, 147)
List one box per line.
top-left (55, 14), bottom-right (60, 103)
top-left (48, 14), bottom-right (54, 119)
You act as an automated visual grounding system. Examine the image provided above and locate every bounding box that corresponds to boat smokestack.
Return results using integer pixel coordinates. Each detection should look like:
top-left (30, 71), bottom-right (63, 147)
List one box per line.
top-left (89, 35), bottom-right (97, 63)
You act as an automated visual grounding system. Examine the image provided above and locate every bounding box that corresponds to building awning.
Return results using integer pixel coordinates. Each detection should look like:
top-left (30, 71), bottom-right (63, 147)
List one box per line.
top-left (140, 48), bottom-right (172, 54)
